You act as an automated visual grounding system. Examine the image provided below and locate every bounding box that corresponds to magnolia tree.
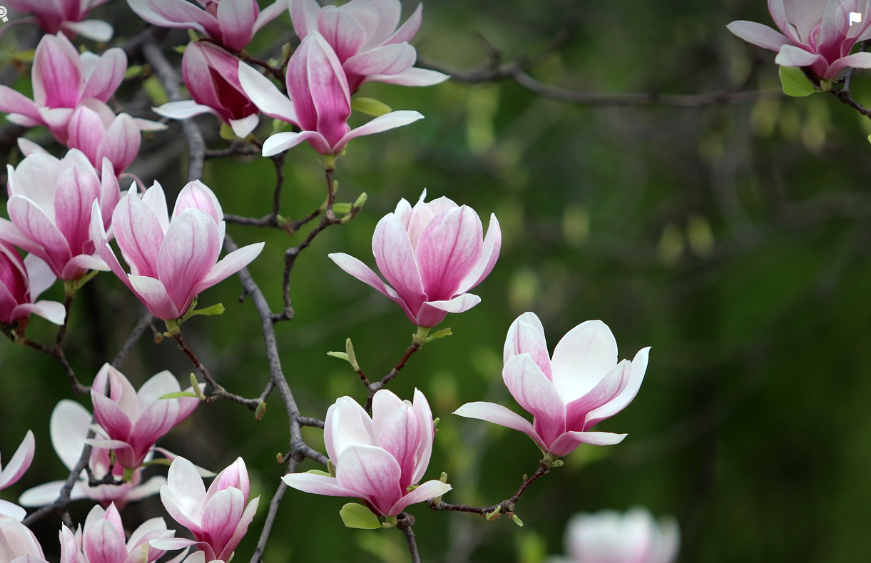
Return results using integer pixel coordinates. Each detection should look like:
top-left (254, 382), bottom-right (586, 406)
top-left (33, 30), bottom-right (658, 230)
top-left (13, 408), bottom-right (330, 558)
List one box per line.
top-left (1, 0), bottom-right (864, 561)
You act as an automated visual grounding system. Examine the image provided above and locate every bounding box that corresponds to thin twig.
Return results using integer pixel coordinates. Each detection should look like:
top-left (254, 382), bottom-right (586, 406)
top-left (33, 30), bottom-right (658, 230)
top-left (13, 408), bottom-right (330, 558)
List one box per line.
top-left (397, 513), bottom-right (421, 563)
top-left (364, 338), bottom-right (423, 412)
top-left (112, 312), bottom-right (154, 368)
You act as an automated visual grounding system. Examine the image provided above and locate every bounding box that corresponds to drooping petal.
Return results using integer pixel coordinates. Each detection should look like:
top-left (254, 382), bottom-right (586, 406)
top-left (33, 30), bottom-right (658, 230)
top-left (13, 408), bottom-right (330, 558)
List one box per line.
top-left (453, 401), bottom-right (546, 452)
top-left (333, 110), bottom-right (423, 152)
top-left (281, 472), bottom-right (357, 498)
top-left (726, 21), bottom-right (790, 52)
top-left (547, 431), bottom-right (627, 457)
top-left (386, 479), bottom-right (451, 516)
top-left (152, 101), bottom-right (215, 120)
top-left (414, 294), bottom-right (481, 328)
top-left (774, 45), bottom-right (825, 67)
top-left (369, 66), bottom-right (449, 87)
top-left (261, 131), bottom-right (331, 156)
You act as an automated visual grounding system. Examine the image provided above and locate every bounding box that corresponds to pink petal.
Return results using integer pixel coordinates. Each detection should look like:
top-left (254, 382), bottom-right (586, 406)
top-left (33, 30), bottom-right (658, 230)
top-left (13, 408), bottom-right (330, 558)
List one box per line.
top-left (774, 45), bottom-right (824, 67)
top-left (261, 131), bottom-right (330, 156)
top-left (193, 242), bottom-right (264, 295)
top-left (54, 165), bottom-right (102, 256)
top-left (141, 0), bottom-right (220, 38)
top-left (824, 52), bottom-right (871, 79)
top-left (415, 206), bottom-right (483, 299)
top-left (81, 48), bottom-right (126, 101)
top-left (586, 347), bottom-right (650, 429)
top-left (502, 354), bottom-right (565, 447)
top-left (216, 0), bottom-right (257, 52)
top-left (371, 390), bottom-right (405, 443)
top-left (96, 114), bottom-right (140, 175)
top-left (201, 488), bottom-right (245, 555)
top-left (414, 293), bottom-right (480, 327)
top-left (384, 3), bottom-right (421, 45)
top-left (564, 361), bottom-right (629, 433)
top-left (33, 33), bottom-right (83, 109)
top-left (218, 497), bottom-right (258, 561)
top-left (23, 254), bottom-right (55, 301)
top-left (343, 43), bottom-right (416, 77)
top-left (67, 106), bottom-right (105, 165)
top-left (99, 159), bottom-right (121, 229)
top-left (410, 389), bottom-right (434, 484)
top-left (141, 183), bottom-right (170, 233)
top-left (328, 252), bottom-right (414, 317)
top-left (129, 401), bottom-right (181, 463)
top-left (173, 181), bottom-right (223, 223)
top-left (0, 431), bottom-right (35, 490)
top-left (112, 188), bottom-right (164, 278)
top-left (503, 312), bottom-right (551, 376)
top-left (91, 392), bottom-right (134, 442)
top-left (355, 0), bottom-right (401, 48)
top-left (301, 34), bottom-right (352, 146)
top-left (456, 213), bottom-right (500, 294)
top-left (369, 67), bottom-right (449, 87)
top-left (317, 6), bottom-right (367, 62)
top-left (162, 457), bottom-right (206, 532)
top-left (289, 0), bottom-right (320, 41)
top-left (550, 320), bottom-right (618, 404)
top-left (386, 479), bottom-right (451, 517)
top-left (62, 20), bottom-right (114, 42)
top-left (280, 472), bottom-right (357, 498)
top-left (726, 21), bottom-right (790, 52)
top-left (7, 195), bottom-right (72, 277)
top-left (128, 275), bottom-right (180, 320)
top-left (372, 213), bottom-right (426, 316)
top-left (333, 110), bottom-right (423, 152)
top-left (13, 301), bottom-right (66, 325)
top-left (0, 86), bottom-right (40, 121)
top-left (326, 397), bottom-right (375, 463)
top-left (547, 431), bottom-right (627, 457)
top-left (237, 62), bottom-right (298, 123)
top-left (84, 520), bottom-right (127, 563)
top-left (335, 445), bottom-right (402, 516)
top-left (453, 401), bottom-right (546, 452)
top-left (377, 405), bottom-right (421, 490)
top-left (253, 0), bottom-right (287, 32)
top-left (153, 101), bottom-right (215, 120)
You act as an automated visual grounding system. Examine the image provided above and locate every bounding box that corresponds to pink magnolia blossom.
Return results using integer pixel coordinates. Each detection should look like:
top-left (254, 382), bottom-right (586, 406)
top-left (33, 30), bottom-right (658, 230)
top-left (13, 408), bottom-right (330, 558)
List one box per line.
top-left (0, 150), bottom-right (119, 281)
top-left (282, 390), bottom-right (451, 517)
top-left (454, 313), bottom-right (650, 458)
top-left (0, 34), bottom-right (125, 144)
top-left (88, 364), bottom-right (200, 470)
top-left (3, 0), bottom-right (113, 41)
top-left (0, 243), bottom-right (65, 326)
top-left (127, 0), bottom-right (287, 53)
top-left (329, 190), bottom-right (500, 328)
top-left (152, 457), bottom-right (258, 562)
top-left (90, 180), bottom-right (264, 321)
top-left (20, 400), bottom-right (166, 509)
top-left (238, 32), bottom-right (423, 156)
top-left (291, 0), bottom-right (448, 91)
top-left (59, 503), bottom-right (179, 563)
top-left (0, 431), bottom-right (35, 521)
top-left (67, 104), bottom-right (141, 176)
top-left (154, 42), bottom-right (259, 138)
top-left (728, 0), bottom-right (871, 80)
top-left (0, 516), bottom-right (48, 563)
top-left (554, 507), bottom-right (679, 563)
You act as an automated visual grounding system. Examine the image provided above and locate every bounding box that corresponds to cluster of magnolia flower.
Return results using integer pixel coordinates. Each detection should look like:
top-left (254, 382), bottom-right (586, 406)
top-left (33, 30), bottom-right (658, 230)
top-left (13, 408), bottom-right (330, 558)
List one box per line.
top-left (0, 0), bottom-right (668, 561)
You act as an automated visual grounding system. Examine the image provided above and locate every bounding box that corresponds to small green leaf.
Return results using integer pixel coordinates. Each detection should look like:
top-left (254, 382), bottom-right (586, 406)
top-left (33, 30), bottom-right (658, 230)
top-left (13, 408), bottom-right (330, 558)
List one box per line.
top-left (173, 45), bottom-right (187, 54)
top-left (255, 401), bottom-right (266, 421)
top-left (779, 66), bottom-right (816, 97)
top-left (306, 469), bottom-right (332, 477)
top-left (327, 351), bottom-right (350, 362)
top-left (511, 514), bottom-right (524, 527)
top-left (11, 50), bottom-right (35, 63)
top-left (159, 392), bottom-right (199, 399)
top-left (143, 76), bottom-right (169, 106)
top-left (425, 328), bottom-right (452, 343)
top-left (339, 503), bottom-right (382, 529)
top-left (220, 123), bottom-right (238, 141)
top-left (351, 97), bottom-right (392, 117)
top-left (124, 65), bottom-right (144, 79)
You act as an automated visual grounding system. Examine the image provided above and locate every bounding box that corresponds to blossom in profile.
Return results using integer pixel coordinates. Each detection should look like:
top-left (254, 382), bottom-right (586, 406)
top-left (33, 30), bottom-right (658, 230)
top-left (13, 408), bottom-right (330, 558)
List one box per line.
top-left (0, 515), bottom-right (48, 563)
top-left (3, 0), bottom-right (114, 41)
top-left (154, 42), bottom-right (259, 138)
top-left (728, 0), bottom-right (871, 80)
top-left (282, 390), bottom-right (451, 517)
top-left (153, 457), bottom-right (258, 563)
top-left (90, 180), bottom-right (265, 321)
top-left (455, 312), bottom-right (649, 458)
top-left (290, 0), bottom-right (448, 91)
top-left (88, 364), bottom-right (201, 469)
top-left (329, 190), bottom-right (500, 328)
top-left (238, 33), bottom-right (423, 156)
top-left (0, 431), bottom-right (35, 521)
top-left (127, 0), bottom-right (287, 53)
top-left (0, 242), bottom-right (65, 327)
top-left (0, 150), bottom-right (119, 281)
top-left (551, 507), bottom-right (679, 563)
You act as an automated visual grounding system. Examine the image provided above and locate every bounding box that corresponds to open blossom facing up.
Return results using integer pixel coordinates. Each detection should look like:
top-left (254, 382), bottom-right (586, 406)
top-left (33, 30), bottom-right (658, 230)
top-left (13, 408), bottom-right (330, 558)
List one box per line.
top-left (282, 390), bottom-right (451, 517)
top-left (551, 507), bottom-right (680, 563)
top-left (239, 33), bottom-right (423, 156)
top-left (154, 42), bottom-right (259, 138)
top-left (329, 190), bottom-right (500, 328)
top-left (0, 431), bottom-right (35, 521)
top-left (728, 0), bottom-right (871, 80)
top-left (91, 180), bottom-right (265, 321)
top-left (20, 400), bottom-right (165, 509)
top-left (455, 312), bottom-right (649, 458)
top-left (0, 242), bottom-right (64, 326)
top-left (88, 364), bottom-right (200, 470)
top-left (290, 0), bottom-right (448, 91)
top-left (3, 0), bottom-right (113, 41)
top-left (127, 0), bottom-right (287, 52)
top-left (153, 457), bottom-right (258, 562)
top-left (0, 150), bottom-right (119, 281)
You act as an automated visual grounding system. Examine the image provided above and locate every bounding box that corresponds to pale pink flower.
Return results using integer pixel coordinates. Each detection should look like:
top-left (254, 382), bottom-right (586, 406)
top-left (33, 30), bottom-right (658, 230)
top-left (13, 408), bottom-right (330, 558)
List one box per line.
top-left (90, 180), bottom-right (264, 321)
top-left (20, 400), bottom-right (166, 509)
top-left (88, 364), bottom-right (200, 470)
top-left (238, 32), bottom-right (423, 156)
top-left (3, 0), bottom-right (113, 41)
top-left (127, 0), bottom-right (287, 53)
top-left (154, 42), bottom-right (259, 138)
top-left (455, 313), bottom-right (649, 458)
top-left (728, 0), bottom-right (871, 80)
top-left (291, 0), bottom-right (448, 91)
top-left (152, 457), bottom-right (258, 562)
top-left (67, 105), bottom-right (141, 176)
top-left (0, 516), bottom-right (48, 563)
top-left (0, 150), bottom-right (119, 281)
top-left (554, 507), bottom-right (679, 563)
top-left (0, 243), bottom-right (65, 326)
top-left (0, 431), bottom-right (35, 521)
top-left (329, 190), bottom-right (500, 328)
top-left (282, 390), bottom-right (451, 517)
top-left (0, 34), bottom-right (126, 144)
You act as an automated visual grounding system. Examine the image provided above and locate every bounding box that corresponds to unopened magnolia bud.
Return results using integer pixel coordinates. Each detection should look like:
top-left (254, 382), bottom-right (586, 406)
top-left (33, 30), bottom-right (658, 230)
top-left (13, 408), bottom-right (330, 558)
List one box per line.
top-left (255, 401), bottom-right (267, 420)
top-left (510, 514), bottom-right (524, 527)
top-left (353, 192), bottom-right (368, 208)
top-left (345, 338), bottom-right (359, 371)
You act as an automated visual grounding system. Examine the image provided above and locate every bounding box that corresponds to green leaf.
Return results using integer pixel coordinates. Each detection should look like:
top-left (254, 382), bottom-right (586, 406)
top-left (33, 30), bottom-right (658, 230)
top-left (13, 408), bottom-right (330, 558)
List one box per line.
top-left (351, 97), bottom-right (392, 117)
top-left (779, 66), bottom-right (816, 97)
top-left (339, 503), bottom-right (381, 529)
top-left (306, 469), bottom-right (332, 477)
top-left (159, 392), bottom-right (199, 399)
top-left (124, 65), bottom-right (144, 80)
top-left (11, 50), bottom-right (35, 63)
top-left (327, 351), bottom-right (349, 362)
top-left (143, 76), bottom-right (169, 106)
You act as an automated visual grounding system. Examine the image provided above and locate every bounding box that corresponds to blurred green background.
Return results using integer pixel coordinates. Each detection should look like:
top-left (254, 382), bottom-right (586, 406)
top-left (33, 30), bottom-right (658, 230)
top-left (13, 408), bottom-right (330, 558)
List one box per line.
top-left (4, 0), bottom-right (871, 561)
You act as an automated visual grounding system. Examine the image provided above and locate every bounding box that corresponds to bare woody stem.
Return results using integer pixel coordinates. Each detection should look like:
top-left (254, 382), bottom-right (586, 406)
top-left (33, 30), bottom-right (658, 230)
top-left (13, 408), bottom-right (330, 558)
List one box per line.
top-left (397, 513), bottom-right (421, 563)
top-left (363, 337), bottom-right (424, 413)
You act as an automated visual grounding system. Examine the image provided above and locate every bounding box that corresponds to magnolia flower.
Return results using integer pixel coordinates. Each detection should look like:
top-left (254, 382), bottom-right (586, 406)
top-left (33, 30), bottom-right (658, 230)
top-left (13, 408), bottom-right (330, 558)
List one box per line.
top-left (154, 42), bottom-right (259, 138)
top-left (127, 0), bottom-right (287, 53)
top-left (0, 516), bottom-right (48, 563)
top-left (0, 150), bottom-right (119, 281)
top-left (0, 34), bottom-right (125, 144)
top-left (3, 0), bottom-right (113, 41)
top-left (88, 364), bottom-right (200, 469)
top-left (0, 243), bottom-right (64, 326)
top-left (67, 104), bottom-right (141, 176)
top-left (0, 431), bottom-right (35, 521)
top-left (282, 390), bottom-right (451, 517)
top-left (329, 190), bottom-right (500, 328)
top-left (290, 0), bottom-right (448, 91)
top-left (59, 503), bottom-right (178, 563)
top-left (551, 507), bottom-right (679, 563)
top-left (152, 457), bottom-right (258, 562)
top-left (455, 313), bottom-right (649, 458)
top-left (90, 180), bottom-right (264, 321)
top-left (20, 400), bottom-right (166, 509)
top-left (728, 0), bottom-right (871, 80)
top-left (238, 33), bottom-right (423, 156)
